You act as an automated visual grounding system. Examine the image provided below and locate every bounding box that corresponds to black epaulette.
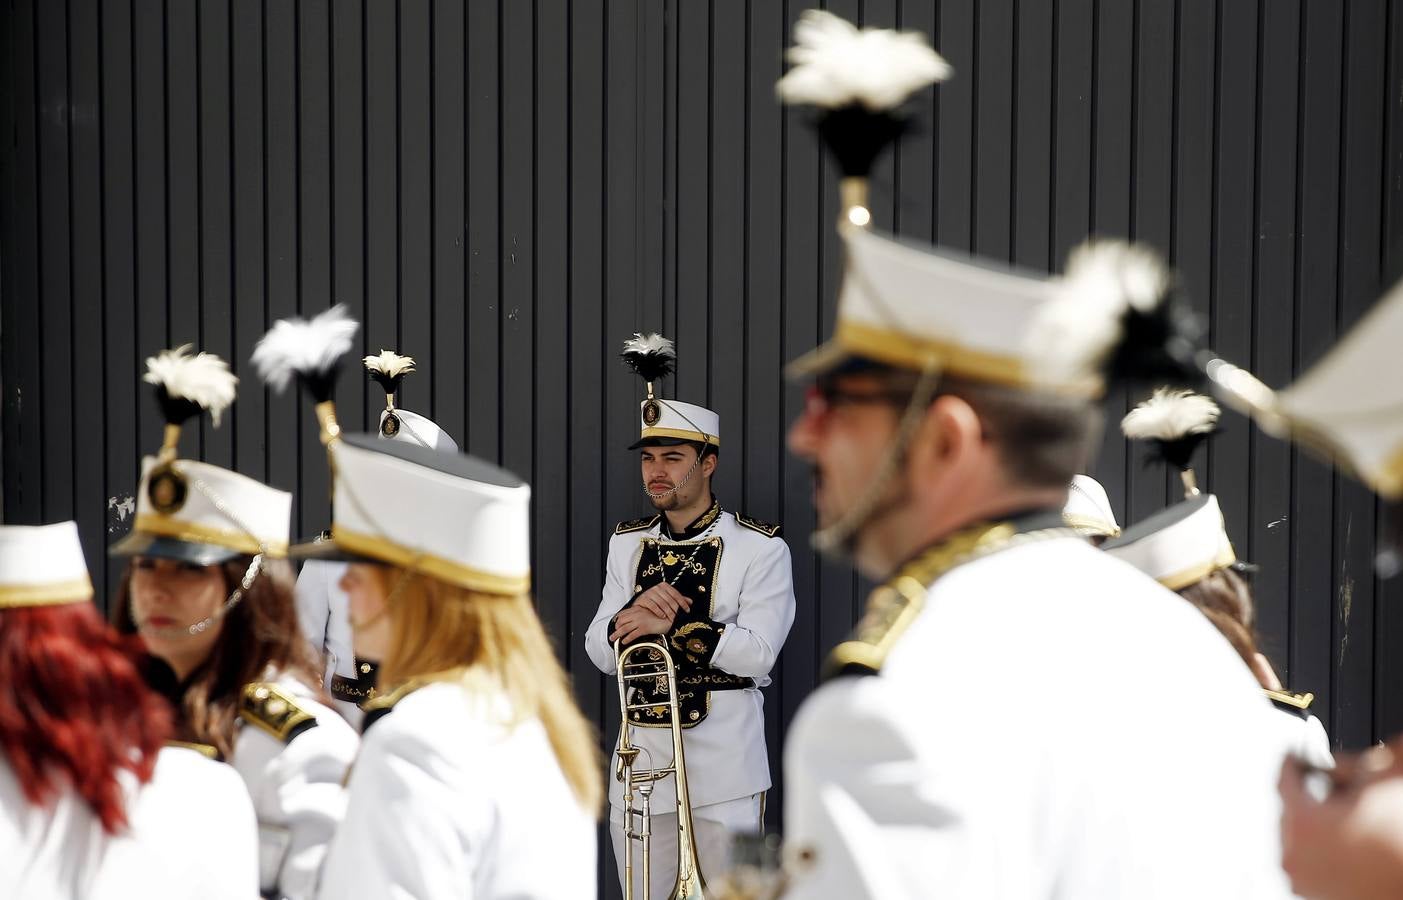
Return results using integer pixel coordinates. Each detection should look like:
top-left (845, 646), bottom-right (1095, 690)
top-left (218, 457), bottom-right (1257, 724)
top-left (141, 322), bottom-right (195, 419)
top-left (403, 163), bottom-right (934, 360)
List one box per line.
top-left (359, 679), bottom-right (426, 734)
top-left (239, 683), bottom-right (320, 744)
top-left (734, 512), bottom-right (782, 538)
top-left (1265, 688), bottom-right (1315, 720)
top-left (615, 514), bottom-right (661, 535)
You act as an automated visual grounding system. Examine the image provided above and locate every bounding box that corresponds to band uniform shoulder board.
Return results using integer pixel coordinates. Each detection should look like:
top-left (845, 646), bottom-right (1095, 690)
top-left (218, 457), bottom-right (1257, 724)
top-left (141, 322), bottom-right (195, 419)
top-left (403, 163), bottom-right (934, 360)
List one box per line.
top-left (734, 512), bottom-right (782, 538)
top-left (359, 679), bottom-right (427, 733)
top-left (239, 682), bottom-right (320, 744)
top-left (1264, 688), bottom-right (1315, 719)
top-left (615, 514), bottom-right (662, 535)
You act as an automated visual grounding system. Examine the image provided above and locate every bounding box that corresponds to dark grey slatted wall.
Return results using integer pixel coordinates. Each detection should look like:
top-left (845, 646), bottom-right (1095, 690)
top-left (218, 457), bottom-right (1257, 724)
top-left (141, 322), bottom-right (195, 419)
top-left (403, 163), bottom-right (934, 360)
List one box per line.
top-left (4, 2), bottom-right (1403, 896)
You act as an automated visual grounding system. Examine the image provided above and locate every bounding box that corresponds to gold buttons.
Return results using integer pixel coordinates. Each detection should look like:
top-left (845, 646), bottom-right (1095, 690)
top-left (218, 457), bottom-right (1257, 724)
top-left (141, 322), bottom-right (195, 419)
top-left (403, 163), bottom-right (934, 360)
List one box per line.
top-left (252, 686), bottom-right (270, 701)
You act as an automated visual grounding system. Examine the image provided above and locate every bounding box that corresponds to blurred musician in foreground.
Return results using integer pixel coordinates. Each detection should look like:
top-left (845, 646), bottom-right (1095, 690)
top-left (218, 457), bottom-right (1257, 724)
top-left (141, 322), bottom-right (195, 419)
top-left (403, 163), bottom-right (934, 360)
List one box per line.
top-left (253, 306), bottom-right (599, 898)
top-left (774, 11), bottom-right (1293, 897)
top-left (110, 342), bottom-right (358, 899)
top-left (1, 521), bottom-right (256, 898)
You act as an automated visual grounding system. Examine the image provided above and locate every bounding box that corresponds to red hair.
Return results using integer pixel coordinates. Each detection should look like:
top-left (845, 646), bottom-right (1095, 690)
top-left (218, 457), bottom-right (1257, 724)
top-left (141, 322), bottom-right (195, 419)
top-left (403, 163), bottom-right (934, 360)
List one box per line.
top-left (0, 603), bottom-right (172, 833)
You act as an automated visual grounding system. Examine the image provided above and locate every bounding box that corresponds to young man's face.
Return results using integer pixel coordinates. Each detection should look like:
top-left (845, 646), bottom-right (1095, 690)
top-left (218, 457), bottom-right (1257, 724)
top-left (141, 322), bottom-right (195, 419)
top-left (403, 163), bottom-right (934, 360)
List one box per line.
top-left (640, 444), bottom-right (713, 511)
top-left (787, 372), bottom-right (911, 538)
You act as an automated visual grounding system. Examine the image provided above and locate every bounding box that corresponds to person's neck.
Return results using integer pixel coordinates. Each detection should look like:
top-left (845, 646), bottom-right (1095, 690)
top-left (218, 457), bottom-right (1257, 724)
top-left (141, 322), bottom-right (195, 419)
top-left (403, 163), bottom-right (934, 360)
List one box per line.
top-left (856, 486), bottom-right (1067, 579)
top-left (664, 492), bottom-right (715, 534)
top-left (164, 651), bottom-right (207, 684)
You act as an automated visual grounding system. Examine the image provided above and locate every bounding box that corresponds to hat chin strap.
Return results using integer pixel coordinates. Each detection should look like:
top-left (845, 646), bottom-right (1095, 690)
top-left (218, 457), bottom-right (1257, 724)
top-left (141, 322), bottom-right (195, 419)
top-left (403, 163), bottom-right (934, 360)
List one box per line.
top-left (811, 365), bottom-right (942, 559)
top-left (136, 553), bottom-right (264, 640)
top-left (643, 449), bottom-right (706, 502)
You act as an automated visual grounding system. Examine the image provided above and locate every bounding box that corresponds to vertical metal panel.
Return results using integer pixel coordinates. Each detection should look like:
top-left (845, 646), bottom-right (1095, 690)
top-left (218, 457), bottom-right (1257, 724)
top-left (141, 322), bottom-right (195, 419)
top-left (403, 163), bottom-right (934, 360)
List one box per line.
top-left (3, 2), bottom-right (1403, 893)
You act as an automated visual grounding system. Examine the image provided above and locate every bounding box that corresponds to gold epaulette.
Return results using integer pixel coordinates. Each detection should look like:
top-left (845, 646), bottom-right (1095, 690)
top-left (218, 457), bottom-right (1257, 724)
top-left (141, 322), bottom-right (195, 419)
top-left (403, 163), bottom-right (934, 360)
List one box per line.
top-left (734, 513), bottom-right (782, 538)
top-left (239, 682), bottom-right (319, 743)
top-left (615, 514), bottom-right (661, 535)
top-left (1264, 688), bottom-right (1315, 711)
top-left (360, 679), bottom-right (429, 732)
top-left (165, 739), bottom-right (219, 760)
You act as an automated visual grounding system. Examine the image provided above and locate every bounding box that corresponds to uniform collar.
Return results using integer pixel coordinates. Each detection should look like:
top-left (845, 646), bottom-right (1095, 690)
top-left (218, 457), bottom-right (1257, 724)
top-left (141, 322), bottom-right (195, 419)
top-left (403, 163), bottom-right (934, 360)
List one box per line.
top-left (660, 495), bottom-right (723, 541)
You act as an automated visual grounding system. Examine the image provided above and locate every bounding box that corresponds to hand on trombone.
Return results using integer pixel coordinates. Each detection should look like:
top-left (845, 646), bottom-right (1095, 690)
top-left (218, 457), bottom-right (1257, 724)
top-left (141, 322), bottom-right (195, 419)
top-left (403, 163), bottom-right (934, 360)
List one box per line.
top-left (610, 584), bottom-right (694, 643)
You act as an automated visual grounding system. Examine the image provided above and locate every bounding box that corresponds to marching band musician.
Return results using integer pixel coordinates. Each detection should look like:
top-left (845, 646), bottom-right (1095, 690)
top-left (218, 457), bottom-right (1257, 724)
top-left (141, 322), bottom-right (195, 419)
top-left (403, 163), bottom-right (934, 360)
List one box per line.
top-left (293, 348), bottom-right (458, 726)
top-left (1104, 389), bottom-right (1333, 771)
top-left (776, 12), bottom-right (1291, 896)
top-left (251, 306), bottom-right (600, 898)
top-left (1, 521), bottom-right (258, 899)
top-left (109, 344), bottom-right (358, 900)
top-left (585, 334), bottom-right (796, 898)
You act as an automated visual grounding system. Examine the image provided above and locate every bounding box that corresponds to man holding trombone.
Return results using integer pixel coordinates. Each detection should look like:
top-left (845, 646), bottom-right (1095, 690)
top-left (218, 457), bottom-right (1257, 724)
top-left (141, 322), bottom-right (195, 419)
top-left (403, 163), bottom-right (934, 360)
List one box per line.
top-left (585, 334), bottom-right (796, 899)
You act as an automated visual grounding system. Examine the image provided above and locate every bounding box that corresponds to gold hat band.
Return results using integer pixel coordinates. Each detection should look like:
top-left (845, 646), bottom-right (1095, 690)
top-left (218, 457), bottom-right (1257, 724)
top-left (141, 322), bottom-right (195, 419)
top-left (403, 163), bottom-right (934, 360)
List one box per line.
top-left (332, 527), bottom-right (531, 596)
top-left (638, 426), bottom-right (721, 448)
top-left (132, 513), bottom-right (289, 558)
top-left (1157, 544), bottom-right (1240, 592)
top-left (0, 577), bottom-right (94, 609)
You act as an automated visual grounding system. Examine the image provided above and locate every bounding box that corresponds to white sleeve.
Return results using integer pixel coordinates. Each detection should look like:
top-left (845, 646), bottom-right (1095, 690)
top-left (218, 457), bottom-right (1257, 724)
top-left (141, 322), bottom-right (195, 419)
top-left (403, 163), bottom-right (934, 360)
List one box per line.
top-left (584, 534), bottom-right (641, 675)
top-left (710, 537), bottom-right (796, 679)
top-left (294, 564), bottom-right (331, 661)
top-left (262, 722), bottom-right (358, 900)
top-left (160, 752), bottom-right (262, 900)
top-left (783, 678), bottom-right (971, 900)
top-left (318, 724), bottom-right (476, 900)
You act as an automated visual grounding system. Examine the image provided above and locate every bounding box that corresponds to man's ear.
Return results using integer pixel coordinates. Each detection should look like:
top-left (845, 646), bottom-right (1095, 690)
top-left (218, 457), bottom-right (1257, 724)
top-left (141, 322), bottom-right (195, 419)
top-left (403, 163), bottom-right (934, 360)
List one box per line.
top-left (912, 394), bottom-right (983, 469)
top-left (702, 451), bottom-right (718, 478)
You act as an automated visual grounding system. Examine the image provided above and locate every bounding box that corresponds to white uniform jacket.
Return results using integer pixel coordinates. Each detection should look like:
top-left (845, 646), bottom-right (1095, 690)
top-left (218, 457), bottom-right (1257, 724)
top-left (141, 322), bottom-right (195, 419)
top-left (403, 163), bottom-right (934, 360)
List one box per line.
top-left (231, 670), bottom-right (359, 900)
top-left (295, 560), bottom-right (372, 726)
top-left (585, 504), bottom-right (797, 812)
top-left (318, 678), bottom-right (597, 899)
top-left (784, 530), bottom-right (1294, 900)
top-left (1264, 691), bottom-right (1335, 772)
top-left (0, 746), bottom-right (258, 899)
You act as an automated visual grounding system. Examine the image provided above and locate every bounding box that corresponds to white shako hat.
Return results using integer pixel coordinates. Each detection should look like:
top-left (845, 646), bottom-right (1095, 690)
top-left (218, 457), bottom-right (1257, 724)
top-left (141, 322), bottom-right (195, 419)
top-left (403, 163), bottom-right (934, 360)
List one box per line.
top-left (363, 348), bottom-right (459, 452)
top-left (1063, 475), bottom-right (1121, 539)
top-left (109, 346), bottom-right (291, 565)
top-left (1102, 493), bottom-right (1238, 590)
top-left (1222, 278), bottom-right (1403, 499)
top-left (1101, 389), bottom-right (1239, 590)
top-left (0, 522), bottom-right (94, 608)
top-left (295, 434), bottom-right (532, 596)
top-left (619, 333), bottom-right (720, 450)
top-left (377, 408), bottom-right (459, 452)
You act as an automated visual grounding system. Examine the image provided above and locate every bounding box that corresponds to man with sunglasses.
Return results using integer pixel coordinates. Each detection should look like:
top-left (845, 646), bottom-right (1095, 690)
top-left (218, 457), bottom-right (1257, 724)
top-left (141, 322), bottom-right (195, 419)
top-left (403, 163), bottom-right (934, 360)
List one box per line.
top-left (777, 224), bottom-right (1294, 898)
top-left (585, 381), bottom-right (796, 899)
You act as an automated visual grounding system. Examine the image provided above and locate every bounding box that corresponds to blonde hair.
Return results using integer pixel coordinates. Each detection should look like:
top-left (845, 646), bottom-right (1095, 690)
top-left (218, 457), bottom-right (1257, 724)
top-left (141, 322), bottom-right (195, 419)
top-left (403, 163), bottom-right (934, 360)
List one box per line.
top-left (373, 567), bottom-right (602, 814)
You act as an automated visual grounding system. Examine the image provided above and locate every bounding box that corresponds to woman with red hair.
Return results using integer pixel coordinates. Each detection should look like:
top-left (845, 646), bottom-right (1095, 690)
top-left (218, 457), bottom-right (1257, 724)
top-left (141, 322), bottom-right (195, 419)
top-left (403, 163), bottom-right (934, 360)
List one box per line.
top-left (0, 521), bottom-right (257, 897)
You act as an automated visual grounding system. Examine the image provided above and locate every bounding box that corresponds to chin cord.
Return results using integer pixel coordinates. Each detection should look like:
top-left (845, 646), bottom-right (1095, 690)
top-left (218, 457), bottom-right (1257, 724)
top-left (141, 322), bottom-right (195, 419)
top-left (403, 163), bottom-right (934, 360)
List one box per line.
top-left (811, 364), bottom-right (943, 559)
top-left (136, 552), bottom-right (265, 640)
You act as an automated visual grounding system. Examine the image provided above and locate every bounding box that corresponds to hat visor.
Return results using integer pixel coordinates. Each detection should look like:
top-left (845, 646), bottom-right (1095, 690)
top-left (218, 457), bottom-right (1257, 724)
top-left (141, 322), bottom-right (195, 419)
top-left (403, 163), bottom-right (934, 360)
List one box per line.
top-left (784, 339), bottom-right (854, 382)
top-left (108, 531), bottom-right (245, 566)
top-left (287, 537), bottom-right (380, 564)
top-left (627, 436), bottom-right (702, 451)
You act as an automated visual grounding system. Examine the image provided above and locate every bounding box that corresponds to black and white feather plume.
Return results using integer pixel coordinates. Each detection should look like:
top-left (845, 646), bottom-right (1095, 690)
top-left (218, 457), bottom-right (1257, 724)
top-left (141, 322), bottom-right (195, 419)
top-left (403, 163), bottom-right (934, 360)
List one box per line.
top-left (250, 305), bottom-right (359, 402)
top-left (143, 344), bottom-right (239, 429)
top-left (1123, 388), bottom-right (1220, 494)
top-left (620, 333), bottom-right (676, 396)
top-left (1029, 240), bottom-right (1205, 389)
top-left (776, 10), bottom-right (950, 180)
top-left (363, 349), bottom-right (416, 403)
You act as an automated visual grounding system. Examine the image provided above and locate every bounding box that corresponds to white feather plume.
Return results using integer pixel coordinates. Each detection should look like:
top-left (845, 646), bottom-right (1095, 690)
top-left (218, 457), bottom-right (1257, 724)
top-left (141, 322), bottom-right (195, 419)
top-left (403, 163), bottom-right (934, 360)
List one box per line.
top-left (622, 333), bottom-right (676, 358)
top-left (142, 344), bottom-right (238, 426)
top-left (776, 10), bottom-right (952, 111)
top-left (1026, 240), bottom-right (1171, 383)
top-left (251, 305), bottom-right (359, 393)
top-left (363, 349), bottom-right (417, 378)
top-left (1122, 388), bottom-right (1221, 441)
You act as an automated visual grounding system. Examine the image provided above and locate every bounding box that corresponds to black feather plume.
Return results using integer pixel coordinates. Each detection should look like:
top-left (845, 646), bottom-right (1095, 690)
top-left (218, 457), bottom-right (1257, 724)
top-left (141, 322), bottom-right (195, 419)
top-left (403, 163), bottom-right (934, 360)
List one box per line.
top-left (1104, 288), bottom-right (1208, 389)
top-left (814, 106), bottom-right (910, 180)
top-left (620, 333), bottom-right (677, 384)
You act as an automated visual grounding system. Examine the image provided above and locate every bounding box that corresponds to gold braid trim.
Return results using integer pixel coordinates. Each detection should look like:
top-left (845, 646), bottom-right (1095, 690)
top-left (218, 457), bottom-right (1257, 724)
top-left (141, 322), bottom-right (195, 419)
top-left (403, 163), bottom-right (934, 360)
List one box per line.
top-left (825, 521), bottom-right (1075, 678)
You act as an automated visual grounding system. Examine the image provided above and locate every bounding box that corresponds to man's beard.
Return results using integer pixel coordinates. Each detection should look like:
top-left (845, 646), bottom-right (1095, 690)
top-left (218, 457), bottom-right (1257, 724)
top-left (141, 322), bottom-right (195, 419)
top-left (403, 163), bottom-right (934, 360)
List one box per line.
top-left (648, 488), bottom-right (681, 511)
top-left (813, 466), bottom-right (909, 560)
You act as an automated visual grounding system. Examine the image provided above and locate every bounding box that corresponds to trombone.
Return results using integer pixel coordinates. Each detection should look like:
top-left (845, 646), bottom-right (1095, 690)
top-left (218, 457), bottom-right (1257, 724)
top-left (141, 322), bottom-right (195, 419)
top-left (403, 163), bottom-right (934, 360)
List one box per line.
top-left (613, 637), bottom-right (707, 900)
